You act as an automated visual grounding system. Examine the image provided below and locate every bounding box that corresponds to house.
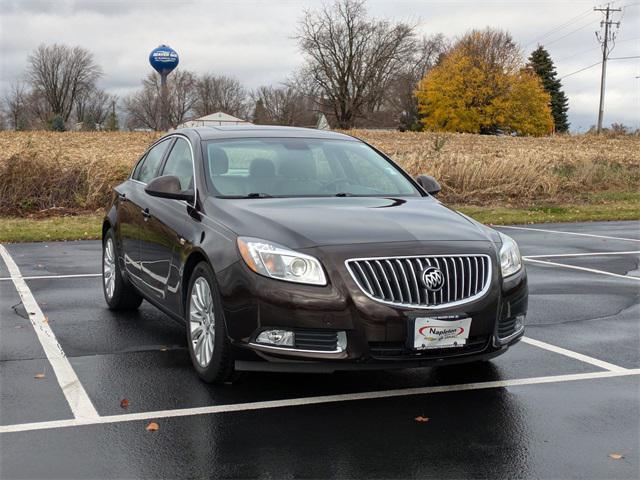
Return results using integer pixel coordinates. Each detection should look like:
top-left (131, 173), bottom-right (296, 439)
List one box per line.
top-left (177, 112), bottom-right (251, 128)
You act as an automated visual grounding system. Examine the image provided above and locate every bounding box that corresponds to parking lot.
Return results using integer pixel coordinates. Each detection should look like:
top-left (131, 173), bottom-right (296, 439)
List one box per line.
top-left (0, 220), bottom-right (638, 479)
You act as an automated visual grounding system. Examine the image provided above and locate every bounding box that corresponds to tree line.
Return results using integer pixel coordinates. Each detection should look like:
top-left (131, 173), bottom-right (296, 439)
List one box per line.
top-left (1, 0), bottom-right (572, 135)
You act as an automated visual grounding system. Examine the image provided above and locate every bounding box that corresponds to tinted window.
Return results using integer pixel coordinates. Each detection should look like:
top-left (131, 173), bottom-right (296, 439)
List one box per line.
top-left (161, 138), bottom-right (193, 190)
top-left (134, 139), bottom-right (171, 183)
top-left (202, 138), bottom-right (420, 198)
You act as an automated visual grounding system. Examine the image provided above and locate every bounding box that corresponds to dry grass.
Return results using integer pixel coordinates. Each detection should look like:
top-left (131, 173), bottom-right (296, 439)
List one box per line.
top-left (349, 130), bottom-right (640, 204)
top-left (0, 130), bottom-right (639, 215)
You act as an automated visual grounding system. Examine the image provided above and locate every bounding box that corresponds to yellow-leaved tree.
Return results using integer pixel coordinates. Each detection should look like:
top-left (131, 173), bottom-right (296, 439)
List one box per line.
top-left (416, 29), bottom-right (553, 136)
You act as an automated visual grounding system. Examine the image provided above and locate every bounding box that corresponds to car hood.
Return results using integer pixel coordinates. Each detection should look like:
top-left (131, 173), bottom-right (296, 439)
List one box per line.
top-left (207, 196), bottom-right (499, 249)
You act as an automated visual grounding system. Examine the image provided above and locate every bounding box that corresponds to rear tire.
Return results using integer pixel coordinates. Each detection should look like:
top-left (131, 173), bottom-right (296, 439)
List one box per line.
top-left (102, 229), bottom-right (143, 310)
top-left (186, 262), bottom-right (235, 383)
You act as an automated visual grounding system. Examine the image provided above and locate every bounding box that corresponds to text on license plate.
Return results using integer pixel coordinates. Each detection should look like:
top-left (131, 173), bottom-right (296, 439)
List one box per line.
top-left (413, 317), bottom-right (472, 350)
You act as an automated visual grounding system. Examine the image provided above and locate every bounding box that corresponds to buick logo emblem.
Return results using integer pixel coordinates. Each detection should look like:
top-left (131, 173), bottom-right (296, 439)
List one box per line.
top-left (421, 266), bottom-right (445, 291)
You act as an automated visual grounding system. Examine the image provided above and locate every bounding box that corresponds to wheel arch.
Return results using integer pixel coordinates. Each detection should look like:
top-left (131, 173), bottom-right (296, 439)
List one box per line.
top-left (182, 248), bottom-right (214, 310)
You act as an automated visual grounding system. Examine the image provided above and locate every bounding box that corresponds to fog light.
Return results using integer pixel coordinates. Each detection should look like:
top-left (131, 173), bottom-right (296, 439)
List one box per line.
top-left (256, 329), bottom-right (295, 347)
top-left (515, 314), bottom-right (525, 331)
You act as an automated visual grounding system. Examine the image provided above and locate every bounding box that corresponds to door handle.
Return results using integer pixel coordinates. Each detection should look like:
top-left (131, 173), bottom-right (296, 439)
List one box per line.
top-left (117, 192), bottom-right (127, 202)
top-left (141, 208), bottom-right (151, 219)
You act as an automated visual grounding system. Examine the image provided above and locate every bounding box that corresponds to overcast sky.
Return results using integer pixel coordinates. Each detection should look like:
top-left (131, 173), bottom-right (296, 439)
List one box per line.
top-left (1, 0), bottom-right (638, 131)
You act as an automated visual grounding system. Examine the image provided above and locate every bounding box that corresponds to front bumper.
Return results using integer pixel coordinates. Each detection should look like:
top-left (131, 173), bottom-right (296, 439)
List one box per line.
top-left (218, 242), bottom-right (528, 372)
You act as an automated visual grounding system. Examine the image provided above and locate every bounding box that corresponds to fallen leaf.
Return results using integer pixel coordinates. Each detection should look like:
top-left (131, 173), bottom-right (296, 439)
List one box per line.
top-left (34, 373), bottom-right (45, 379)
top-left (609, 453), bottom-right (624, 460)
top-left (414, 416), bottom-right (430, 423)
top-left (120, 398), bottom-right (130, 409)
top-left (43, 317), bottom-right (49, 324)
top-left (146, 421), bottom-right (159, 431)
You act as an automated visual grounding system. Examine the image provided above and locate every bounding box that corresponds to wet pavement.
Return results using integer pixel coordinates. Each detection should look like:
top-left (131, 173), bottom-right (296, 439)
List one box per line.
top-left (0, 220), bottom-right (638, 479)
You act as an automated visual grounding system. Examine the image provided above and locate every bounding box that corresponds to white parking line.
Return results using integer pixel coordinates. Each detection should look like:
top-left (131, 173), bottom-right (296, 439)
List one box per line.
top-left (0, 245), bottom-right (99, 420)
top-left (0, 368), bottom-right (638, 434)
top-left (498, 225), bottom-right (640, 243)
top-left (521, 337), bottom-right (629, 372)
top-left (525, 251), bottom-right (640, 259)
top-left (0, 273), bottom-right (101, 281)
top-left (524, 257), bottom-right (640, 281)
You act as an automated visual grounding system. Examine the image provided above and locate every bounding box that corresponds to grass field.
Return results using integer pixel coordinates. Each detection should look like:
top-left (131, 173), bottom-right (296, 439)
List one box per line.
top-left (0, 130), bottom-right (638, 242)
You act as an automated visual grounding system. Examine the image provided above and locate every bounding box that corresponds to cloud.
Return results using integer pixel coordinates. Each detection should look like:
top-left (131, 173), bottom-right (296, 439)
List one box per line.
top-left (1, 0), bottom-right (638, 130)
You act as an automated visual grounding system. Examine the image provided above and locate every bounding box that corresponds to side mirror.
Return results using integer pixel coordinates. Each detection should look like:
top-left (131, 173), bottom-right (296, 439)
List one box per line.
top-left (415, 174), bottom-right (441, 196)
top-left (145, 175), bottom-right (194, 202)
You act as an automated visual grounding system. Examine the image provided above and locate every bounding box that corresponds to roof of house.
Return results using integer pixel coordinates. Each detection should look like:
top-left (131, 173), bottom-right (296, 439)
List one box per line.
top-left (189, 112), bottom-right (249, 123)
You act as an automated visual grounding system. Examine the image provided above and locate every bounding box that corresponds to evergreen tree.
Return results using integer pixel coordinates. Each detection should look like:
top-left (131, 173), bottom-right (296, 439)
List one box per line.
top-left (106, 111), bottom-right (118, 131)
top-left (49, 114), bottom-right (65, 131)
top-left (527, 46), bottom-right (569, 133)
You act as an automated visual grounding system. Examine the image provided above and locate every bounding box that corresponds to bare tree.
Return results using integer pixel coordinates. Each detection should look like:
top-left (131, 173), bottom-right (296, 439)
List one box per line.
top-left (124, 71), bottom-right (197, 130)
top-left (297, 0), bottom-right (416, 129)
top-left (385, 34), bottom-right (449, 130)
top-left (194, 74), bottom-right (248, 118)
top-left (3, 82), bottom-right (29, 130)
top-left (251, 85), bottom-right (315, 125)
top-left (26, 44), bottom-right (102, 123)
top-left (75, 87), bottom-right (114, 130)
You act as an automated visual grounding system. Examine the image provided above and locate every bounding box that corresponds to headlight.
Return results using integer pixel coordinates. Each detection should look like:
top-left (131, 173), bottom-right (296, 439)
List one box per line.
top-left (498, 232), bottom-right (522, 277)
top-left (237, 237), bottom-right (327, 286)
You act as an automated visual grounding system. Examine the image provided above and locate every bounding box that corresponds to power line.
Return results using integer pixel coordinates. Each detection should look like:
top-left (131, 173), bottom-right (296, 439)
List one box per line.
top-left (609, 55), bottom-right (640, 59)
top-left (559, 61), bottom-right (602, 79)
top-left (543, 18), bottom-right (601, 47)
top-left (523, 8), bottom-right (594, 48)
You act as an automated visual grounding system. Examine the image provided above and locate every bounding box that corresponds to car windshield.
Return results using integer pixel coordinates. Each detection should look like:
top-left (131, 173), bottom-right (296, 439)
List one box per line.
top-left (202, 137), bottom-right (422, 198)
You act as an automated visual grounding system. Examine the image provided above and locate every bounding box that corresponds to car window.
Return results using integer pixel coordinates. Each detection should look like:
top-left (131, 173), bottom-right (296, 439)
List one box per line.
top-left (134, 139), bottom-right (171, 184)
top-left (202, 138), bottom-right (420, 198)
top-left (161, 138), bottom-right (193, 190)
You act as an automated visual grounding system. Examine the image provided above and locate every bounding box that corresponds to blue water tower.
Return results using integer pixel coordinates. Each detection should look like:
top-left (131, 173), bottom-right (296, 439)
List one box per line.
top-left (149, 45), bottom-right (179, 131)
top-left (149, 45), bottom-right (179, 75)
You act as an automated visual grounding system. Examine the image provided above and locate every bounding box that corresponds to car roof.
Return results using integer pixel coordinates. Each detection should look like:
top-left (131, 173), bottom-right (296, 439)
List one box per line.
top-left (175, 125), bottom-right (360, 142)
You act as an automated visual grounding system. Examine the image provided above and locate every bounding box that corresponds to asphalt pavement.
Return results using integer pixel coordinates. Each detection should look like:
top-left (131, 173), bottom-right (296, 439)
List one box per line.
top-left (0, 220), bottom-right (638, 479)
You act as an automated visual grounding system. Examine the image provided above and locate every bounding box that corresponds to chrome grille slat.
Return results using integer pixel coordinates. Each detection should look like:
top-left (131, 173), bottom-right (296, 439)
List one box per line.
top-left (374, 260), bottom-right (393, 301)
top-left (385, 259), bottom-right (404, 303)
top-left (346, 254), bottom-right (491, 309)
top-left (364, 261), bottom-right (384, 299)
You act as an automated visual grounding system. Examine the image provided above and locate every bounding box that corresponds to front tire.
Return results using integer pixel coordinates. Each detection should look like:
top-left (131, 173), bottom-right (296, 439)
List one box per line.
top-left (186, 262), bottom-right (235, 383)
top-left (102, 229), bottom-right (143, 310)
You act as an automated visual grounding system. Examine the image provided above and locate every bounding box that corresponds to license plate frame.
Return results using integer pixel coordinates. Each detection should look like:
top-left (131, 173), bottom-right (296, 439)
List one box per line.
top-left (409, 316), bottom-right (472, 350)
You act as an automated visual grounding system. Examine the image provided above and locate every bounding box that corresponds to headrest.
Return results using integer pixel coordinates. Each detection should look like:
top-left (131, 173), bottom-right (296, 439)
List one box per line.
top-left (279, 157), bottom-right (316, 179)
top-left (208, 147), bottom-right (229, 175)
top-left (249, 158), bottom-right (276, 178)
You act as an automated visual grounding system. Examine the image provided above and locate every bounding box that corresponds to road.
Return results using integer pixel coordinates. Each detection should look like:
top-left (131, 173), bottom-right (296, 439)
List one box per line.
top-left (1, 221), bottom-right (638, 479)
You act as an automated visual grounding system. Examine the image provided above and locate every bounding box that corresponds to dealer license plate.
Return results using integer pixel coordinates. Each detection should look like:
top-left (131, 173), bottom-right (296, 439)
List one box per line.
top-left (413, 317), bottom-right (472, 350)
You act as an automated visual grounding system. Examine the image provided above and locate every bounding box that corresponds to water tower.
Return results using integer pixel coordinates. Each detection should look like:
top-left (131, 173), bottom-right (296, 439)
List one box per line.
top-left (149, 45), bottom-right (179, 131)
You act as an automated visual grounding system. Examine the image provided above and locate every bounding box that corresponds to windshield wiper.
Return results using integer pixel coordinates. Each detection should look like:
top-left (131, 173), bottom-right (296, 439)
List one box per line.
top-left (334, 192), bottom-right (354, 197)
top-left (245, 192), bottom-right (274, 198)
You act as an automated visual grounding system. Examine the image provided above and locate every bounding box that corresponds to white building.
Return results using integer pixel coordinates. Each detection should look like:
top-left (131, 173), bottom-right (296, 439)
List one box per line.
top-left (178, 112), bottom-right (251, 129)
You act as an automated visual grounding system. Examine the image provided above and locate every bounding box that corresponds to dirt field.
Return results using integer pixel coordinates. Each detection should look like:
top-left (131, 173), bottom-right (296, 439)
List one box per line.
top-left (0, 130), bottom-right (638, 215)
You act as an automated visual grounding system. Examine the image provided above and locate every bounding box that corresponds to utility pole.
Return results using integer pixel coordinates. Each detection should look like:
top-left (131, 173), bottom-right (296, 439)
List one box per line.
top-left (594, 4), bottom-right (621, 133)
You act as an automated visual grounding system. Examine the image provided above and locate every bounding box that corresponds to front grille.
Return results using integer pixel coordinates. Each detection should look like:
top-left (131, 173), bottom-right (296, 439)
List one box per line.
top-left (294, 330), bottom-right (338, 351)
top-left (346, 255), bottom-right (491, 308)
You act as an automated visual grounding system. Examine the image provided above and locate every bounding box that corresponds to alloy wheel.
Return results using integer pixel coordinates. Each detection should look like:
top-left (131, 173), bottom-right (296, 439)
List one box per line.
top-left (103, 238), bottom-right (116, 299)
top-left (189, 277), bottom-right (215, 367)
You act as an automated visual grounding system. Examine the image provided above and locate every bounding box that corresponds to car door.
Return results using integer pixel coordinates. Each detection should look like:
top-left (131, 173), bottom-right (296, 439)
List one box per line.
top-left (138, 136), bottom-right (194, 305)
top-left (118, 138), bottom-right (173, 286)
